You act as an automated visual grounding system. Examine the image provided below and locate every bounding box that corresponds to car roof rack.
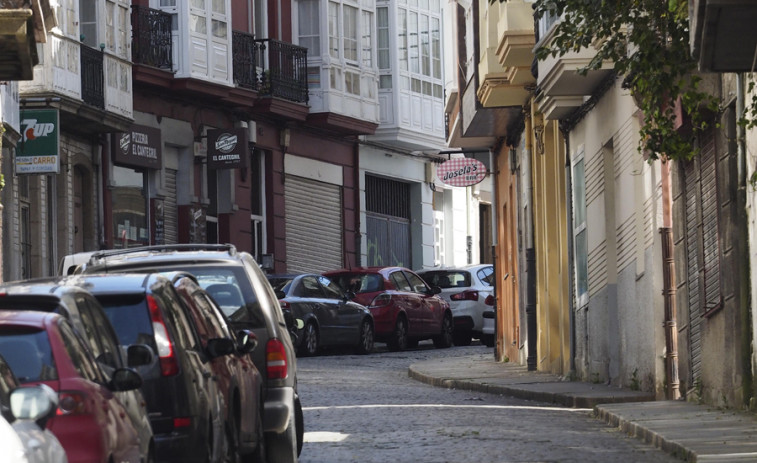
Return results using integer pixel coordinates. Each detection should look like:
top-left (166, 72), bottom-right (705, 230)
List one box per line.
top-left (87, 244), bottom-right (238, 264)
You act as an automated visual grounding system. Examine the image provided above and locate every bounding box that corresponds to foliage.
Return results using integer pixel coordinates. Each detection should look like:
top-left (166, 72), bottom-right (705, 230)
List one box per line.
top-left (530, 0), bottom-right (721, 162)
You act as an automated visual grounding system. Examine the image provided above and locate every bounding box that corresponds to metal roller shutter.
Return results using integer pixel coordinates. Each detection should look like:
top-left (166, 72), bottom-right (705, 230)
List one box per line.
top-left (164, 168), bottom-right (178, 244)
top-left (285, 175), bottom-right (343, 273)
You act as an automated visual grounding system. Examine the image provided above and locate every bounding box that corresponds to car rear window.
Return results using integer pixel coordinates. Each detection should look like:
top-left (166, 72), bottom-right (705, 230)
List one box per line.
top-left (419, 271), bottom-right (471, 288)
top-left (330, 273), bottom-right (384, 294)
top-left (98, 294), bottom-right (157, 352)
top-left (0, 330), bottom-right (57, 382)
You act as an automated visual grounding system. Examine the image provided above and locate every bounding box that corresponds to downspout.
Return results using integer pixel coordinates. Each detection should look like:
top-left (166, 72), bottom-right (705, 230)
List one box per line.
top-left (489, 148), bottom-right (498, 360)
top-left (354, 140), bottom-right (361, 267)
top-left (737, 73), bottom-right (753, 407)
top-left (660, 158), bottom-right (679, 400)
top-left (564, 130), bottom-right (576, 375)
top-left (524, 111), bottom-right (537, 371)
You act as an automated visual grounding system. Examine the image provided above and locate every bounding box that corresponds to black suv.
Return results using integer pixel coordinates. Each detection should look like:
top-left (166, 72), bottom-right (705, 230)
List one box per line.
top-left (0, 277), bottom-right (155, 463)
top-left (77, 244), bottom-right (303, 463)
top-left (73, 272), bottom-right (231, 463)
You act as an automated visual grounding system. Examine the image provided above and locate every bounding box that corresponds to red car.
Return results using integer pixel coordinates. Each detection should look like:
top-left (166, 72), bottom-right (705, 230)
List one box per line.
top-left (324, 267), bottom-right (453, 351)
top-left (0, 310), bottom-right (143, 463)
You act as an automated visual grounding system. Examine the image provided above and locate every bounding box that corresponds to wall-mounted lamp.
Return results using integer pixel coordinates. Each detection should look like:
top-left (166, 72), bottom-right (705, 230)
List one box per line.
top-left (99, 43), bottom-right (105, 52)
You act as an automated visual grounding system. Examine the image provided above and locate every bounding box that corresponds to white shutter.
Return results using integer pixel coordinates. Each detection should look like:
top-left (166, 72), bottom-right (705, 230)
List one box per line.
top-left (285, 175), bottom-right (343, 273)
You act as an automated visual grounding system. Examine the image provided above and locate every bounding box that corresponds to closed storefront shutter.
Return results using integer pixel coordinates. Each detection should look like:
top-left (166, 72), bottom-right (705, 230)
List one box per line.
top-left (285, 175), bottom-right (343, 273)
top-left (365, 175), bottom-right (411, 267)
top-left (164, 168), bottom-right (178, 244)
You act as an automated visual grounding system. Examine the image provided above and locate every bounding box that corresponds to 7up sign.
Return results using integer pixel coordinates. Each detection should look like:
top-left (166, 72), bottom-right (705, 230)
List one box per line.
top-left (17, 109), bottom-right (59, 174)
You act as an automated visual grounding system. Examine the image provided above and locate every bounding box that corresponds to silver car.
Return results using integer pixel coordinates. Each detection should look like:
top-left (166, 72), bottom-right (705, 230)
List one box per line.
top-left (417, 264), bottom-right (495, 346)
top-left (0, 355), bottom-right (67, 463)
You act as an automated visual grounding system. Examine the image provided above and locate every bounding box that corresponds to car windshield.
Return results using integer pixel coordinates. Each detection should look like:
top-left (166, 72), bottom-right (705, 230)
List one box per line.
top-left (267, 277), bottom-right (294, 295)
top-left (330, 273), bottom-right (384, 294)
top-left (419, 271), bottom-right (471, 289)
top-left (0, 330), bottom-right (57, 383)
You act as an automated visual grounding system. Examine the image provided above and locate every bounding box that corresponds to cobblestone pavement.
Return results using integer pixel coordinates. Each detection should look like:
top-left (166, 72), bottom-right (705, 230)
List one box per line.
top-left (296, 343), bottom-right (679, 463)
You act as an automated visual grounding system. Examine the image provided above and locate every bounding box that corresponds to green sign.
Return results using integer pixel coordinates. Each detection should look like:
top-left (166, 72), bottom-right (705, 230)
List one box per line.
top-left (17, 109), bottom-right (59, 174)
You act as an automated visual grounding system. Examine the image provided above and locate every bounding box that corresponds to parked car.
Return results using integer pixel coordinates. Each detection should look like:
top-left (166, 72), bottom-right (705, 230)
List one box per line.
top-left (0, 277), bottom-right (155, 462)
top-left (324, 267), bottom-right (453, 351)
top-left (0, 310), bottom-right (143, 463)
top-left (267, 273), bottom-right (374, 356)
top-left (0, 354), bottom-right (68, 463)
top-left (76, 244), bottom-right (303, 463)
top-left (416, 264), bottom-right (495, 346)
top-left (168, 271), bottom-right (266, 461)
top-left (72, 273), bottom-right (228, 463)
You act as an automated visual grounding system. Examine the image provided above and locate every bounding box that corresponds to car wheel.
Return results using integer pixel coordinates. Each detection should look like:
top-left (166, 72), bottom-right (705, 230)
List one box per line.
top-left (298, 322), bottom-right (318, 356)
top-left (387, 317), bottom-right (408, 352)
top-left (265, 411), bottom-right (298, 463)
top-left (295, 396), bottom-right (304, 456)
top-left (481, 333), bottom-right (495, 347)
top-left (453, 331), bottom-right (473, 346)
top-left (355, 319), bottom-right (374, 354)
top-left (433, 313), bottom-right (453, 348)
top-left (224, 409), bottom-right (240, 463)
top-left (244, 403), bottom-right (265, 463)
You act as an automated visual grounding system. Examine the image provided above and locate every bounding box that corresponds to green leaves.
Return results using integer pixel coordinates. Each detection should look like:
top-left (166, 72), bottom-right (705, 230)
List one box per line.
top-left (532, 0), bottom-right (719, 161)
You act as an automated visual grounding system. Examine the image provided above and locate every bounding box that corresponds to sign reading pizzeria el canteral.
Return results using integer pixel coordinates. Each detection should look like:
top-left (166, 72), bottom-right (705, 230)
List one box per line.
top-left (436, 158), bottom-right (487, 187)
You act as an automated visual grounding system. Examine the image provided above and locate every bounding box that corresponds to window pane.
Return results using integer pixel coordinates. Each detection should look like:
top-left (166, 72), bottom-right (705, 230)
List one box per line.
top-left (398, 9), bottom-right (407, 70)
top-left (212, 0), bottom-right (225, 14)
top-left (298, 0), bottom-right (321, 55)
top-left (409, 11), bottom-right (418, 73)
top-left (329, 2), bottom-right (339, 58)
top-left (432, 17), bottom-right (441, 78)
top-left (191, 14), bottom-right (207, 33)
top-left (212, 20), bottom-right (226, 38)
top-left (362, 11), bottom-right (373, 67)
top-left (576, 229), bottom-right (588, 297)
top-left (420, 14), bottom-right (429, 76)
top-left (308, 66), bottom-right (321, 88)
top-left (573, 159), bottom-right (586, 226)
top-left (380, 74), bottom-right (392, 89)
top-left (344, 5), bottom-right (358, 61)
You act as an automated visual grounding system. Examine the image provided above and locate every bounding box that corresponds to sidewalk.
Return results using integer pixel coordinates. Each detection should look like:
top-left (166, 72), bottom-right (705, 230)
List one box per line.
top-left (409, 353), bottom-right (757, 462)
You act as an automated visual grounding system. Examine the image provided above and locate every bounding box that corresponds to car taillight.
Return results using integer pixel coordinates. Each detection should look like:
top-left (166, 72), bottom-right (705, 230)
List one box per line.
top-left (148, 295), bottom-right (179, 376)
top-left (451, 290), bottom-right (479, 302)
top-left (370, 293), bottom-right (392, 307)
top-left (280, 300), bottom-right (291, 310)
top-left (173, 417), bottom-right (192, 428)
top-left (266, 338), bottom-right (288, 380)
top-left (484, 294), bottom-right (494, 306)
top-left (57, 391), bottom-right (90, 416)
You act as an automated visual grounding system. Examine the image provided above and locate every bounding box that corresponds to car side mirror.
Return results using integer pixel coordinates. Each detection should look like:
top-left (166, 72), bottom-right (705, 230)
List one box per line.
top-left (10, 384), bottom-right (58, 429)
top-left (275, 290), bottom-right (286, 300)
top-left (236, 329), bottom-right (259, 354)
top-left (428, 286), bottom-right (442, 295)
top-left (110, 368), bottom-right (143, 392)
top-left (206, 337), bottom-right (236, 358)
top-left (127, 344), bottom-right (154, 367)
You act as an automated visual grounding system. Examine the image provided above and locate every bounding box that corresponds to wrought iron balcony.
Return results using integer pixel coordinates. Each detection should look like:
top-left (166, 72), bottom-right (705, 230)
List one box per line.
top-left (232, 32), bottom-right (308, 104)
top-left (81, 44), bottom-right (104, 109)
top-left (131, 5), bottom-right (172, 70)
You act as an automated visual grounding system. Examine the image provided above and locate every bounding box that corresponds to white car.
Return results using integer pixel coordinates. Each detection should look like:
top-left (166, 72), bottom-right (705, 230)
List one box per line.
top-left (0, 355), bottom-right (68, 463)
top-left (417, 264), bottom-right (495, 346)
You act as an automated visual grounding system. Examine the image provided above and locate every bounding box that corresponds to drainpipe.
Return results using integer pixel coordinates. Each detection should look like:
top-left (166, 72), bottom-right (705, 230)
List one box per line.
top-left (524, 111), bottom-right (537, 371)
top-left (737, 73), bottom-right (753, 407)
top-left (660, 157), bottom-right (679, 400)
top-left (564, 131), bottom-right (576, 375)
top-left (489, 148), bottom-right (498, 360)
top-left (354, 139), bottom-right (361, 267)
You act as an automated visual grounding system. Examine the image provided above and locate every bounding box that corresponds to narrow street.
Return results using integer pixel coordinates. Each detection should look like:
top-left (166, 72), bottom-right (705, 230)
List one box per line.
top-left (297, 344), bottom-right (678, 463)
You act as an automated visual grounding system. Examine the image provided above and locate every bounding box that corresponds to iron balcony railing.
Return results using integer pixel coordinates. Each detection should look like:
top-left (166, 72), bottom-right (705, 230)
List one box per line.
top-left (131, 5), bottom-right (172, 70)
top-left (81, 44), bottom-right (104, 109)
top-left (233, 32), bottom-right (308, 104)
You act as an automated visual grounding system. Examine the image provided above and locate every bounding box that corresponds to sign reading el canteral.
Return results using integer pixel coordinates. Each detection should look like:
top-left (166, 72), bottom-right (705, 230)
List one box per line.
top-left (114, 124), bottom-right (162, 170)
top-left (207, 127), bottom-right (248, 169)
top-left (17, 109), bottom-right (60, 174)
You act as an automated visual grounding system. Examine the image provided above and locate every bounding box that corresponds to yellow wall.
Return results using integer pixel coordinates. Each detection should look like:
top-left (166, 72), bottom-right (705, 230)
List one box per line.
top-left (530, 106), bottom-right (571, 375)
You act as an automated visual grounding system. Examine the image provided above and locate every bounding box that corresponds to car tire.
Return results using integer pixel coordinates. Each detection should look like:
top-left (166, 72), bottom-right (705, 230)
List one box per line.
top-left (453, 331), bottom-right (473, 346)
top-left (355, 318), bottom-right (374, 354)
top-left (265, 411), bottom-right (298, 463)
top-left (225, 409), bottom-right (240, 463)
top-left (433, 313), bottom-right (453, 348)
top-left (244, 402), bottom-right (265, 463)
top-left (387, 316), bottom-right (408, 352)
top-left (295, 396), bottom-right (304, 456)
top-left (481, 334), bottom-right (495, 347)
top-left (298, 322), bottom-right (318, 357)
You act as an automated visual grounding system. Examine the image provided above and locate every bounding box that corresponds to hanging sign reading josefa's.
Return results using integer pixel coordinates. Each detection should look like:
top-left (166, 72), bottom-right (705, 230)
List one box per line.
top-left (17, 109), bottom-right (60, 174)
top-left (207, 127), bottom-right (249, 169)
top-left (436, 158), bottom-right (487, 187)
